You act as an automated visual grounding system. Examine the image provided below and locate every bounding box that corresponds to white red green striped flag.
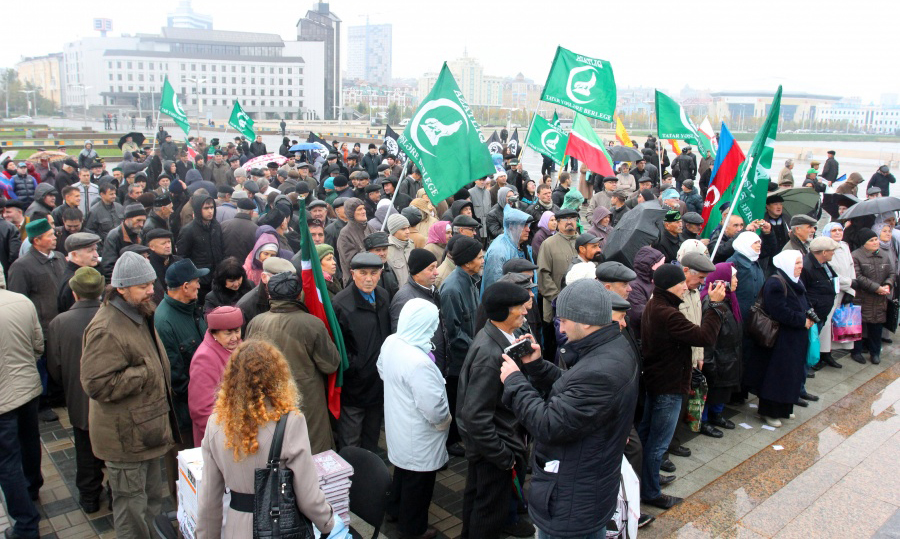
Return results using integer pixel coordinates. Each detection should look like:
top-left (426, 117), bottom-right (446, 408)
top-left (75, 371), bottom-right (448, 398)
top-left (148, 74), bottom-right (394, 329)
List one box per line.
top-left (564, 114), bottom-right (615, 176)
top-left (296, 203), bottom-right (349, 419)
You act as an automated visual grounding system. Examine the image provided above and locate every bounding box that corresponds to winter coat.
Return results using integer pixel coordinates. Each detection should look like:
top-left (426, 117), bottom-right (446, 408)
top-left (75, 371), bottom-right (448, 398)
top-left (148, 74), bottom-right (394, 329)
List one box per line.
top-left (249, 141), bottom-right (267, 157)
top-left (626, 246), bottom-right (663, 337)
top-left (85, 199), bottom-right (124, 242)
top-left (672, 153), bottom-right (697, 184)
top-left (439, 266), bottom-right (481, 376)
top-left (457, 322), bottom-right (526, 468)
top-left (586, 206), bottom-right (612, 249)
top-left (25, 183), bottom-right (57, 219)
top-left (700, 297), bottom-right (742, 390)
top-left (220, 213), bottom-right (259, 264)
top-left (155, 294), bottom-right (207, 432)
top-left (246, 300), bottom-right (341, 453)
top-left (378, 263), bottom-right (400, 300)
top-left (47, 299), bottom-right (100, 430)
top-left (468, 185), bottom-right (492, 239)
top-left (0, 289), bottom-right (44, 415)
top-left (0, 218), bottom-right (21, 275)
top-left (482, 207), bottom-right (531, 293)
top-left (390, 278), bottom-right (449, 372)
top-left (749, 272), bottom-right (809, 404)
top-left (680, 187), bottom-right (703, 214)
top-left (177, 195), bottom-right (225, 287)
top-left (531, 226), bottom-right (554, 260)
top-left (332, 283), bottom-right (391, 408)
top-left (100, 223), bottom-right (141, 279)
top-left (852, 247), bottom-right (896, 323)
top-left (835, 172), bottom-right (863, 196)
top-left (652, 229), bottom-right (683, 263)
top-left (81, 296), bottom-right (179, 462)
top-left (502, 325), bottom-right (639, 536)
top-left (641, 287), bottom-right (725, 395)
top-left (586, 190), bottom-right (613, 216)
top-left (235, 283), bottom-right (272, 328)
top-left (822, 157), bottom-right (839, 183)
top-left (801, 252), bottom-right (838, 322)
top-left (11, 173), bottom-right (38, 205)
top-left (378, 299), bottom-right (451, 472)
top-left (209, 161), bottom-right (230, 187)
top-left (336, 199), bottom-right (375, 285)
top-left (7, 248), bottom-right (65, 333)
top-left (868, 171), bottom-right (896, 198)
top-left (203, 277), bottom-right (253, 315)
top-left (537, 233), bottom-right (577, 322)
top-left (727, 252), bottom-right (766, 322)
top-left (187, 331), bottom-right (234, 446)
top-left (387, 236), bottom-right (412, 286)
top-left (360, 152), bottom-right (382, 178)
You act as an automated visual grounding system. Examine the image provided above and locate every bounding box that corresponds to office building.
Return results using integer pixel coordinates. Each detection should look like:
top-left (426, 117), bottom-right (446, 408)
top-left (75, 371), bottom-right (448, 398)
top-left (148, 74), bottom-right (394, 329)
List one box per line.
top-left (296, 2), bottom-right (341, 119)
top-left (15, 53), bottom-right (64, 107)
top-left (347, 23), bottom-right (392, 86)
top-left (167, 0), bottom-right (213, 30)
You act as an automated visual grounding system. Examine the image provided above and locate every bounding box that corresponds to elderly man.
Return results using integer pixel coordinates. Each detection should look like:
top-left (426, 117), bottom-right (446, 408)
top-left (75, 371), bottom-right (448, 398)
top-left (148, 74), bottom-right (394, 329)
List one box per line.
top-left (783, 214), bottom-right (816, 256)
top-left (101, 204), bottom-right (146, 279)
top-left (680, 212), bottom-right (706, 242)
top-left (236, 256), bottom-right (296, 326)
top-left (81, 252), bottom-right (178, 538)
top-left (803, 236), bottom-right (841, 377)
top-left (653, 210), bottom-right (685, 263)
top-left (537, 208), bottom-right (578, 356)
top-left (57, 232), bottom-right (101, 314)
top-left (587, 176), bottom-right (619, 214)
top-left (333, 252), bottom-right (392, 451)
top-left (8, 219), bottom-right (66, 345)
top-left (468, 176), bottom-right (492, 241)
top-left (779, 159), bottom-right (795, 187)
top-left (710, 213), bottom-right (774, 264)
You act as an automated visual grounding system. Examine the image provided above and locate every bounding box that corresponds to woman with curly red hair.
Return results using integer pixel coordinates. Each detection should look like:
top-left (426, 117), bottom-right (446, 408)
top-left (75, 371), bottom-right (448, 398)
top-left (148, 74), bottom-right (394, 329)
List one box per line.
top-left (195, 339), bottom-right (337, 538)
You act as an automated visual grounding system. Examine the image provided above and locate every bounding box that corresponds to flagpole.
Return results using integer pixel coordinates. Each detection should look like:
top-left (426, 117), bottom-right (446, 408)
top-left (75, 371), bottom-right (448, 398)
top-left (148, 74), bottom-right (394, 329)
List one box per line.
top-left (382, 164), bottom-right (409, 232)
top-left (709, 155), bottom-right (754, 261)
top-left (150, 101), bottom-right (162, 153)
top-left (520, 110), bottom-right (537, 165)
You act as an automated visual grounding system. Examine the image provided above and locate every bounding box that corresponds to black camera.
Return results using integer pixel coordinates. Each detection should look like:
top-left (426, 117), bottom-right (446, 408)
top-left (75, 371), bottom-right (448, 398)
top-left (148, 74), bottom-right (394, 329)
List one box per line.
top-left (806, 308), bottom-right (821, 324)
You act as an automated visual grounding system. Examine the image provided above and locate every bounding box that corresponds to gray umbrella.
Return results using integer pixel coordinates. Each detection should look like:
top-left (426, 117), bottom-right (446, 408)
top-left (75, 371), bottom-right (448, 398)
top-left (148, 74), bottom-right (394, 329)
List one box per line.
top-left (837, 196), bottom-right (900, 221)
top-left (602, 201), bottom-right (667, 269)
top-left (608, 145), bottom-right (644, 163)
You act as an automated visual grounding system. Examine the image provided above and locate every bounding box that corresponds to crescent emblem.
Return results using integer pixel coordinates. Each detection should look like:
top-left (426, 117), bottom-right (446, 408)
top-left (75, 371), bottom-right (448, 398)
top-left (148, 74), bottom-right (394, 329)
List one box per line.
top-left (410, 98), bottom-right (469, 157)
top-left (566, 65), bottom-right (598, 105)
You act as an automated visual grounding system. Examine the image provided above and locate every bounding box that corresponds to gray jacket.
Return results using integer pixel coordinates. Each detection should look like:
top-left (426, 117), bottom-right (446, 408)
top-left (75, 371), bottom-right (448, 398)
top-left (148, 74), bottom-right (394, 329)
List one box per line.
top-left (390, 278), bottom-right (449, 372)
top-left (439, 266), bottom-right (480, 376)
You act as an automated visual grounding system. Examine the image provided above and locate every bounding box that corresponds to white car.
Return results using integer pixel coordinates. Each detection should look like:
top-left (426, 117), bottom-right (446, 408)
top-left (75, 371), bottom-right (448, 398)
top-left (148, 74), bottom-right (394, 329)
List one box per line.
top-left (399, 118), bottom-right (410, 126)
top-left (5, 115), bottom-right (33, 123)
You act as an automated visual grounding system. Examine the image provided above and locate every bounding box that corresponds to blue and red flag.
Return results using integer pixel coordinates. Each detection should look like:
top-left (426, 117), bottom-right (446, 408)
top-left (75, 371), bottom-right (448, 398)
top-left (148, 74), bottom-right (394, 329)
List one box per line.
top-left (701, 122), bottom-right (746, 232)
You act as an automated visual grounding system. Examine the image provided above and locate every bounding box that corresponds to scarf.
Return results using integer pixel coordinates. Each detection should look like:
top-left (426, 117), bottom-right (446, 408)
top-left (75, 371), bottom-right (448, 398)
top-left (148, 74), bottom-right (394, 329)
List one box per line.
top-left (773, 250), bottom-right (802, 283)
top-left (700, 262), bottom-right (742, 322)
top-left (732, 231), bottom-right (761, 262)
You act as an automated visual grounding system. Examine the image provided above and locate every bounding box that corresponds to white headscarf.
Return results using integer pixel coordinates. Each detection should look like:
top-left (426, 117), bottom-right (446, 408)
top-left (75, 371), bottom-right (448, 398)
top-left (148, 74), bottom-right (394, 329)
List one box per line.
top-left (773, 250), bottom-right (802, 283)
top-left (732, 231), bottom-right (762, 262)
top-left (677, 239), bottom-right (709, 263)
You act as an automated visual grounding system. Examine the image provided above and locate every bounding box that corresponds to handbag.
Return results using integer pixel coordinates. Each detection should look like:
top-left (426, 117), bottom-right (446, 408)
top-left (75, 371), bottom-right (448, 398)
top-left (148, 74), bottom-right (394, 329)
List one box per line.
top-left (832, 303), bottom-right (862, 343)
top-left (807, 325), bottom-right (820, 367)
top-left (885, 292), bottom-right (900, 333)
top-left (747, 275), bottom-right (788, 348)
top-left (253, 414), bottom-right (314, 539)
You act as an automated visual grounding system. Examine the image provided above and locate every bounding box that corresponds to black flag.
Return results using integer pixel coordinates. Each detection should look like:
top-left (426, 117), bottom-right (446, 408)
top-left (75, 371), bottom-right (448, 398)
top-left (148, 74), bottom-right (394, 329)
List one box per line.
top-left (307, 132), bottom-right (335, 160)
top-left (486, 130), bottom-right (503, 155)
top-left (383, 125), bottom-right (408, 167)
top-left (508, 128), bottom-right (522, 157)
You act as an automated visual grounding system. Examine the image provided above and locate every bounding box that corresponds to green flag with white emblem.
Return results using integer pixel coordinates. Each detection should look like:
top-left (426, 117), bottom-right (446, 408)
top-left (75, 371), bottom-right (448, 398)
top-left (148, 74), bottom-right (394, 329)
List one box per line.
top-left (398, 63), bottom-right (495, 205)
top-left (228, 100), bottom-right (255, 140)
top-left (540, 46), bottom-right (617, 122)
top-left (551, 111), bottom-right (560, 126)
top-left (525, 114), bottom-right (568, 165)
top-left (159, 76), bottom-right (191, 137)
top-left (655, 90), bottom-right (699, 144)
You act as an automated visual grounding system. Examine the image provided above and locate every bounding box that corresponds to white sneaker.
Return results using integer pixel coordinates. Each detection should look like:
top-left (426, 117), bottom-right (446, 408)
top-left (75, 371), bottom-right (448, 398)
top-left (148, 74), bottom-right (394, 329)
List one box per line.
top-left (759, 416), bottom-right (782, 428)
top-left (787, 414), bottom-right (796, 420)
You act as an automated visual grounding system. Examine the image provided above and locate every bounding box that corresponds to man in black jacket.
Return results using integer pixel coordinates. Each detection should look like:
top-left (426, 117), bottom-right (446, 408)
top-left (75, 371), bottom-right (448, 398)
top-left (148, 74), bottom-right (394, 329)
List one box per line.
top-left (389, 249), bottom-right (448, 370)
top-left (176, 194), bottom-right (224, 303)
top-left (457, 281), bottom-right (534, 539)
top-left (803, 237), bottom-right (840, 373)
top-left (822, 150), bottom-right (839, 184)
top-left (551, 172), bottom-right (571, 207)
top-left (100, 204), bottom-right (146, 279)
top-left (672, 146), bottom-right (697, 189)
top-left (501, 279), bottom-right (639, 538)
top-left (333, 253), bottom-right (391, 452)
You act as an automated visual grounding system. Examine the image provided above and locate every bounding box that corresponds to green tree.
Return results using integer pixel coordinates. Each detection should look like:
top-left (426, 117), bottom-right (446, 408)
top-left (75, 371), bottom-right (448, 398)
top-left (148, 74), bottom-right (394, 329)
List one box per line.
top-left (387, 103), bottom-right (401, 125)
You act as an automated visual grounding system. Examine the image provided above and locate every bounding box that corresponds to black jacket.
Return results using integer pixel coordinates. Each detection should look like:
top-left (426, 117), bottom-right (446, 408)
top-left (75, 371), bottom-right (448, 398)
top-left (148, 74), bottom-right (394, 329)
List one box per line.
top-left (142, 209), bottom-right (171, 243)
top-left (652, 229), bottom-right (683, 263)
top-left (0, 218), bottom-right (21, 276)
top-left (868, 171), bottom-right (896, 197)
top-left (249, 141), bottom-right (267, 157)
top-left (502, 325), bottom-right (639, 536)
top-left (332, 282), bottom-right (391, 407)
top-left (822, 157), bottom-right (839, 183)
top-left (700, 297), bottom-right (743, 389)
top-left (100, 223), bottom-right (141, 279)
top-left (220, 212), bottom-right (259, 263)
top-left (672, 153), bottom-right (697, 184)
top-left (457, 322), bottom-right (527, 469)
top-left (390, 278), bottom-right (448, 372)
top-left (800, 252), bottom-right (838, 322)
top-left (551, 185), bottom-right (569, 208)
top-left (175, 194), bottom-right (225, 286)
top-left (236, 283), bottom-right (269, 329)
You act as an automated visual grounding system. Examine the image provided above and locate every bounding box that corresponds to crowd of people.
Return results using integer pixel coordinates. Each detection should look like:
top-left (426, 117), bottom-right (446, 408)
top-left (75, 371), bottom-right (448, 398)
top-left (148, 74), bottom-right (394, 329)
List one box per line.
top-left (0, 128), bottom-right (897, 539)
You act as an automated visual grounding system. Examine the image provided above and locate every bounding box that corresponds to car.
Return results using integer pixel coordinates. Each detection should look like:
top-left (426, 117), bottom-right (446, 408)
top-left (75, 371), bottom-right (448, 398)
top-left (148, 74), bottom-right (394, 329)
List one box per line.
top-left (399, 118), bottom-right (410, 126)
top-left (5, 115), bottom-right (33, 123)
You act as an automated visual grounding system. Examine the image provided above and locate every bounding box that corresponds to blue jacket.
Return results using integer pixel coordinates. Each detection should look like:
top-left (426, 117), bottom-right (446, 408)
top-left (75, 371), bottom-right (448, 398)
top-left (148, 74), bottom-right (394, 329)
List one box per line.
top-left (727, 251), bottom-right (765, 322)
top-left (12, 174), bottom-right (37, 205)
top-left (482, 206), bottom-right (531, 293)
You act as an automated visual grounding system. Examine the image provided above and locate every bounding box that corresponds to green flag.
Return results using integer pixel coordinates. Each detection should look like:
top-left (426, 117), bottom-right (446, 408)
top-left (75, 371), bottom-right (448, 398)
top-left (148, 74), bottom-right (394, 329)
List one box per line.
top-left (541, 46), bottom-right (617, 122)
top-left (525, 114), bottom-right (568, 165)
top-left (159, 77), bottom-right (191, 137)
top-left (707, 86), bottom-right (782, 244)
top-left (655, 90), bottom-right (699, 144)
top-left (228, 100), bottom-right (255, 140)
top-left (398, 63), bottom-right (495, 205)
top-left (551, 111), bottom-right (560, 126)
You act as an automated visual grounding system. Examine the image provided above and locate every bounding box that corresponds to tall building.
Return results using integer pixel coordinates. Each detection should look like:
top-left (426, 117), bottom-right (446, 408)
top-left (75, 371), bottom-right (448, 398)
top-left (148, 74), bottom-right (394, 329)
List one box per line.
top-left (296, 2), bottom-right (341, 119)
top-left (417, 54), bottom-right (503, 108)
top-left (15, 53), bottom-right (64, 107)
top-left (347, 23), bottom-right (392, 86)
top-left (167, 0), bottom-right (213, 30)
top-left (61, 27), bottom-right (325, 120)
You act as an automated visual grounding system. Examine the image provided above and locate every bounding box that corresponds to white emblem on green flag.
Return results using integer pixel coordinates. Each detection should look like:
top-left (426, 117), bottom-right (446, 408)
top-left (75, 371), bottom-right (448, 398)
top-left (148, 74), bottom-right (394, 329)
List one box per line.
top-left (159, 77), bottom-right (191, 137)
top-left (525, 115), bottom-right (568, 166)
top-left (655, 90), bottom-right (699, 143)
top-left (541, 46), bottom-right (617, 123)
top-left (398, 63), bottom-right (495, 205)
top-left (228, 100), bottom-right (255, 140)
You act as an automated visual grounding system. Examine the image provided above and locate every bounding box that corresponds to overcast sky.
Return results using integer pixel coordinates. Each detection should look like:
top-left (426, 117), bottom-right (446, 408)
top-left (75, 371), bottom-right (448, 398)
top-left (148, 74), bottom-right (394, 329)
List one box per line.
top-left (5, 0), bottom-right (897, 103)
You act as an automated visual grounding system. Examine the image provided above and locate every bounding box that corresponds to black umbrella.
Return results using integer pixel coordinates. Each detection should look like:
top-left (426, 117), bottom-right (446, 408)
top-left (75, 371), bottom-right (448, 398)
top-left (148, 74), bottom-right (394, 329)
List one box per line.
top-left (823, 193), bottom-right (861, 220)
top-left (118, 132), bottom-right (145, 149)
top-left (608, 145), bottom-right (644, 162)
top-left (837, 196), bottom-right (900, 221)
top-left (602, 201), bottom-right (667, 269)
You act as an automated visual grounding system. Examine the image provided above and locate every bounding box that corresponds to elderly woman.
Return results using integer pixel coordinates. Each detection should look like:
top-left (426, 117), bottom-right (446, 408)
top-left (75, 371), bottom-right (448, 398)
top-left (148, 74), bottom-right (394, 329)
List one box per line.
top-left (851, 228), bottom-right (895, 365)
top-left (751, 251), bottom-right (815, 427)
top-left (818, 222), bottom-right (857, 361)
top-left (317, 243), bottom-right (343, 298)
top-left (204, 257), bottom-right (254, 314)
top-left (531, 210), bottom-right (556, 260)
top-left (587, 206), bottom-right (612, 249)
top-left (727, 232), bottom-right (766, 321)
top-left (378, 299), bottom-right (450, 539)
top-left (189, 306), bottom-right (243, 446)
top-left (699, 263), bottom-right (742, 433)
top-left (196, 340), bottom-right (341, 539)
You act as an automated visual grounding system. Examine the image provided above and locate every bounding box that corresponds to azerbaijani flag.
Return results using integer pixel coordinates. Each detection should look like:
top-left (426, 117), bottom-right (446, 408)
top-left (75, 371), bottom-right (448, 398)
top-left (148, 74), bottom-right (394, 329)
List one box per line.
top-left (701, 122), bottom-right (745, 232)
top-left (564, 114), bottom-right (615, 177)
top-left (615, 117), bottom-right (632, 147)
top-left (296, 203), bottom-right (349, 419)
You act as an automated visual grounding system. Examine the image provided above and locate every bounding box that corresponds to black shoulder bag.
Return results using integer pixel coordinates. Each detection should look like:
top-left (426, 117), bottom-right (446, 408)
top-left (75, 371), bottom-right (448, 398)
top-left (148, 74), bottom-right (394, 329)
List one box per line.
top-left (747, 274), bottom-right (788, 349)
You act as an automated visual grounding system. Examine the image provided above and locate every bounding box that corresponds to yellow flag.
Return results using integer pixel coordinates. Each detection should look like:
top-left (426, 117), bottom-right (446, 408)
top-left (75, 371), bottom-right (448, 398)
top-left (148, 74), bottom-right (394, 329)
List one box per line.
top-left (615, 117), bottom-right (632, 147)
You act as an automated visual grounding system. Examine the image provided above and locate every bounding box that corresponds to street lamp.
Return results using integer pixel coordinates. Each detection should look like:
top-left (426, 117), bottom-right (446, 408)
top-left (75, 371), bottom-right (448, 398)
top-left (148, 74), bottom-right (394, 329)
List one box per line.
top-left (19, 90), bottom-right (36, 117)
top-left (187, 77), bottom-right (207, 137)
top-left (70, 84), bottom-right (92, 122)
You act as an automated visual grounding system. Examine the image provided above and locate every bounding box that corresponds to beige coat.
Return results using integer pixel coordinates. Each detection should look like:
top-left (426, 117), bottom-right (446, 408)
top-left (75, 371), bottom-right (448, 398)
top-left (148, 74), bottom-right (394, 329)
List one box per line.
top-left (0, 289), bottom-right (44, 415)
top-left (678, 286), bottom-right (704, 368)
top-left (246, 300), bottom-right (341, 454)
top-left (387, 236), bottom-right (413, 286)
top-left (434, 255), bottom-right (456, 289)
top-left (196, 411), bottom-right (335, 539)
top-left (537, 233), bottom-right (577, 322)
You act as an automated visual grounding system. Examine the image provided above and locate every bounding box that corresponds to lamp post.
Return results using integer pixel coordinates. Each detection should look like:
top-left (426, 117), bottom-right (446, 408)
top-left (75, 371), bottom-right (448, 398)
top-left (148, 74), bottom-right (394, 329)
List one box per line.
top-left (187, 77), bottom-right (207, 138)
top-left (70, 84), bottom-right (92, 122)
top-left (19, 90), bottom-right (36, 117)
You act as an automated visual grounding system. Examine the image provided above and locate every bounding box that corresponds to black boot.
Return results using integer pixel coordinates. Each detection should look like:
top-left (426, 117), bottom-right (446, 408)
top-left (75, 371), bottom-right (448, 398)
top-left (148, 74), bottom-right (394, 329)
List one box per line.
top-left (821, 353), bottom-right (842, 368)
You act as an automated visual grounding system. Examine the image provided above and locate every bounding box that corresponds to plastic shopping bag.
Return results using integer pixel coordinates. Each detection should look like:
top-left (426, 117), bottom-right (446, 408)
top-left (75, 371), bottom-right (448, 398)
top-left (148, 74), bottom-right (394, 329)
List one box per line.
top-left (832, 303), bottom-right (862, 343)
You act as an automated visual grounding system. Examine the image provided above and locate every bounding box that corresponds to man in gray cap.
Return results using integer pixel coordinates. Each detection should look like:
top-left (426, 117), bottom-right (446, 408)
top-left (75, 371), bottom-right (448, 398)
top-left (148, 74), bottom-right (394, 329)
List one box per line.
top-left (803, 236), bottom-right (841, 374)
top-left (866, 186), bottom-right (882, 199)
top-left (452, 214), bottom-right (481, 237)
top-left (572, 232), bottom-right (603, 268)
top-left (364, 231), bottom-right (400, 299)
top-left (499, 279), bottom-right (640, 538)
top-left (101, 204), bottom-right (147, 279)
top-left (680, 212), bottom-right (706, 242)
top-left (784, 214), bottom-right (816, 255)
top-left (332, 252), bottom-right (391, 451)
top-left (81, 252), bottom-right (178, 538)
top-left (57, 232), bottom-right (101, 313)
top-left (596, 261), bottom-right (637, 300)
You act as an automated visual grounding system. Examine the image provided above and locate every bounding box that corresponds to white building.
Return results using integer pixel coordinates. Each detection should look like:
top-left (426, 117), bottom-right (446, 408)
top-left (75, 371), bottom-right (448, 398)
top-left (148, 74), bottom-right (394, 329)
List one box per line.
top-left (167, 0), bottom-right (212, 30)
top-left (347, 23), bottom-right (392, 86)
top-left (817, 102), bottom-right (900, 134)
top-left (417, 53), bottom-right (502, 108)
top-left (61, 26), bottom-right (325, 121)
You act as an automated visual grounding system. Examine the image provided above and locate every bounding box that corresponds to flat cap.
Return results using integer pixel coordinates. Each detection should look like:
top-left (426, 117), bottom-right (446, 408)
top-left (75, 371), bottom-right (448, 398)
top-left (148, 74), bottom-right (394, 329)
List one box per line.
top-left (610, 292), bottom-right (631, 312)
top-left (145, 229), bottom-right (174, 242)
top-left (262, 257), bottom-right (296, 274)
top-left (554, 208), bottom-right (579, 220)
top-left (502, 258), bottom-right (538, 274)
top-left (65, 232), bottom-right (101, 252)
top-left (810, 236), bottom-right (839, 252)
top-left (350, 252), bottom-right (385, 270)
top-left (452, 214), bottom-right (481, 229)
top-left (595, 261), bottom-right (637, 283)
top-left (363, 231), bottom-right (390, 250)
top-left (867, 186), bottom-right (882, 196)
top-left (681, 252), bottom-right (716, 273)
top-left (682, 212), bottom-right (704, 225)
top-left (790, 214), bottom-right (817, 227)
top-left (308, 199), bottom-right (328, 209)
top-left (575, 233), bottom-right (601, 250)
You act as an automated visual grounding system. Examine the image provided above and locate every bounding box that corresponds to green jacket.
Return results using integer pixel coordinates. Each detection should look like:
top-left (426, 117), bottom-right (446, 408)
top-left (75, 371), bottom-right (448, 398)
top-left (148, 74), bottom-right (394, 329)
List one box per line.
top-left (154, 294), bottom-right (207, 431)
